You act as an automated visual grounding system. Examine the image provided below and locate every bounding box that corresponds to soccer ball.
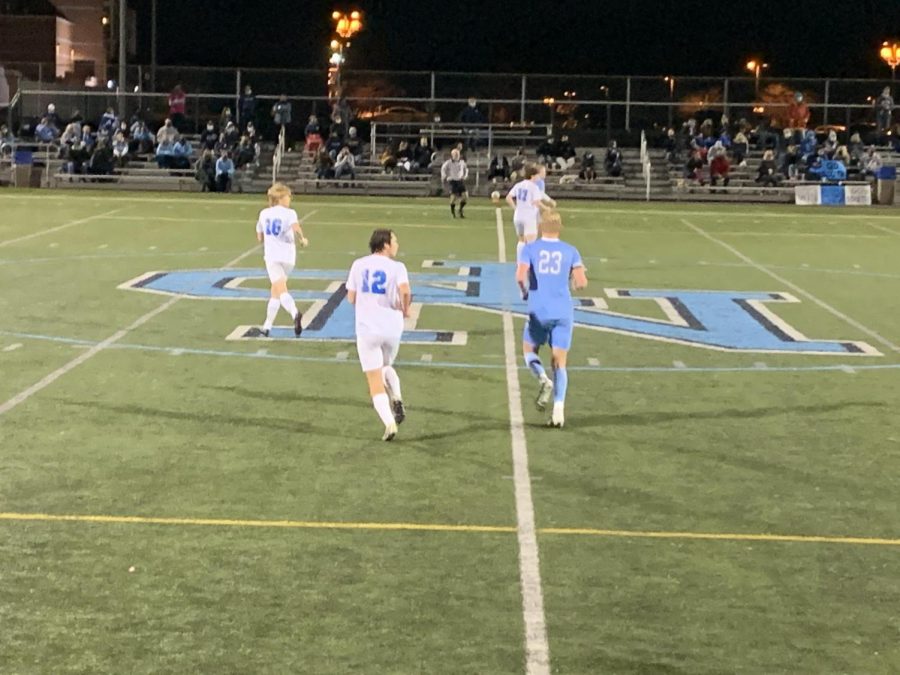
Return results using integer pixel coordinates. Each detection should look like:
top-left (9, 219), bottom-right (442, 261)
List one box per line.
top-left (490, 190), bottom-right (501, 204)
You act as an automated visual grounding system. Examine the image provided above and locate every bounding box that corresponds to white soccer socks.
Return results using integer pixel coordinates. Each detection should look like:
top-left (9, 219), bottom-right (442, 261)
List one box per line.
top-left (279, 292), bottom-right (299, 319)
top-left (382, 366), bottom-right (402, 402)
top-left (262, 298), bottom-right (280, 330)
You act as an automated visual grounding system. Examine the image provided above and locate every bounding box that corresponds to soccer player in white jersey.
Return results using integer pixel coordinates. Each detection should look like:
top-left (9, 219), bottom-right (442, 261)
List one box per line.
top-left (346, 229), bottom-right (412, 441)
top-left (256, 183), bottom-right (309, 337)
top-left (506, 163), bottom-right (555, 262)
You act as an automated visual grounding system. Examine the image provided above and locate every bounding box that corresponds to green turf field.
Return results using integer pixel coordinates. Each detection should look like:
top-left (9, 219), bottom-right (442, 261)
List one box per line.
top-left (1, 190), bottom-right (899, 674)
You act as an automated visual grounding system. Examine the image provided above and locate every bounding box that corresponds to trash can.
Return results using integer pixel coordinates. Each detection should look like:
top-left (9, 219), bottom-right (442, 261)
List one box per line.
top-left (876, 166), bottom-right (896, 205)
top-left (12, 149), bottom-right (33, 188)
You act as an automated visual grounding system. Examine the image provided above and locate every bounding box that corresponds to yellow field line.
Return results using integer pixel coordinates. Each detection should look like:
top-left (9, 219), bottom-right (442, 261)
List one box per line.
top-left (1, 512), bottom-right (899, 547)
top-left (541, 527), bottom-right (900, 547)
top-left (0, 512), bottom-right (516, 534)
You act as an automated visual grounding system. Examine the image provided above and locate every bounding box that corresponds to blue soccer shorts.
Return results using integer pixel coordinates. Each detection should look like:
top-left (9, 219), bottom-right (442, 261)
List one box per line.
top-left (523, 314), bottom-right (574, 351)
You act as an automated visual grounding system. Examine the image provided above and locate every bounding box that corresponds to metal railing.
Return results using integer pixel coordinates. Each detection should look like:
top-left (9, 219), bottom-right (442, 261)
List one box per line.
top-left (272, 124), bottom-right (286, 184)
top-left (640, 131), bottom-right (651, 201)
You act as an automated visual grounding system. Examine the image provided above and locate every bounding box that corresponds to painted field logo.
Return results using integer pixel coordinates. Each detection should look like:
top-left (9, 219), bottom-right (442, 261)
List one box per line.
top-left (120, 260), bottom-right (880, 356)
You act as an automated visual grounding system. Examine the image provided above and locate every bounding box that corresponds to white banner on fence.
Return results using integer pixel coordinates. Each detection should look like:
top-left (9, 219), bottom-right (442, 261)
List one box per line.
top-left (844, 184), bottom-right (873, 206)
top-left (794, 185), bottom-right (821, 205)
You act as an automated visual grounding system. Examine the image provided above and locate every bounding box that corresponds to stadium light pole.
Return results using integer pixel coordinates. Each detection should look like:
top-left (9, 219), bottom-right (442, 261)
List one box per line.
top-left (117, 0), bottom-right (127, 118)
top-left (746, 60), bottom-right (768, 95)
top-left (600, 85), bottom-right (610, 144)
top-left (330, 10), bottom-right (363, 99)
top-left (880, 41), bottom-right (900, 81)
top-left (664, 76), bottom-right (675, 129)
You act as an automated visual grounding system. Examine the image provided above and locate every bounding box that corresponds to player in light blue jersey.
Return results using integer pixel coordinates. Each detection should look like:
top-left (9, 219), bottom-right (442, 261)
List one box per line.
top-left (516, 211), bottom-right (588, 427)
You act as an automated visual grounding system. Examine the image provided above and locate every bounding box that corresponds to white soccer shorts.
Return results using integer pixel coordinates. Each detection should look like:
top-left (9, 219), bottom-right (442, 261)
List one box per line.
top-left (514, 216), bottom-right (538, 238)
top-left (356, 334), bottom-right (401, 372)
top-left (265, 260), bottom-right (294, 283)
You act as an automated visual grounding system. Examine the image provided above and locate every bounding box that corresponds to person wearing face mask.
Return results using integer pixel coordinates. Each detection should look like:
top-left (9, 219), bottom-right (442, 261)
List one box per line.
top-left (201, 121), bottom-right (219, 151)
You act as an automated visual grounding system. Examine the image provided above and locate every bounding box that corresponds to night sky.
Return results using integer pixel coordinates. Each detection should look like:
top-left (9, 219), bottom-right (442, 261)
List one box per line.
top-left (139, 0), bottom-right (900, 78)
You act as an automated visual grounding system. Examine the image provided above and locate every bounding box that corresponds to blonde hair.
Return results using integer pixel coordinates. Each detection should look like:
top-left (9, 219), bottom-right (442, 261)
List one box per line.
top-left (540, 210), bottom-right (563, 233)
top-left (267, 182), bottom-right (292, 206)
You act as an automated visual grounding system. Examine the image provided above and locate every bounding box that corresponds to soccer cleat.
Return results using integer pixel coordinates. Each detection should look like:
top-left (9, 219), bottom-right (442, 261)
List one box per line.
top-left (260, 328), bottom-right (270, 338)
top-left (535, 376), bottom-right (554, 411)
top-left (293, 312), bottom-right (303, 337)
top-left (392, 399), bottom-right (406, 425)
top-left (382, 422), bottom-right (398, 441)
top-left (548, 403), bottom-right (565, 429)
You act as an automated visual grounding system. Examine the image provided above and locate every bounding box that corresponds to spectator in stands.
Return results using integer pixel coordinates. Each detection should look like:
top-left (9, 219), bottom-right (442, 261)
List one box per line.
top-left (787, 91), bottom-right (810, 139)
top-left (876, 86), bottom-right (894, 138)
top-left (755, 118), bottom-right (778, 151)
top-left (684, 148), bottom-right (704, 183)
top-left (0, 124), bottom-right (13, 156)
top-left (218, 107), bottom-right (233, 131)
top-left (272, 94), bottom-right (292, 133)
top-left (82, 125), bottom-right (96, 151)
top-left (215, 151), bottom-right (235, 192)
top-left (781, 144), bottom-right (802, 180)
top-left (698, 119), bottom-right (716, 149)
top-left (717, 124), bottom-right (732, 149)
top-left (396, 140), bottom-right (414, 174)
top-left (848, 133), bottom-right (865, 166)
top-left (315, 146), bottom-right (334, 179)
top-left (234, 135), bottom-right (257, 169)
top-left (168, 85), bottom-right (187, 132)
top-left (35, 117), bottom-right (58, 142)
top-left (756, 150), bottom-right (781, 187)
top-left (412, 136), bottom-right (433, 171)
top-left (156, 138), bottom-right (175, 169)
top-left (380, 144), bottom-right (398, 173)
top-left (325, 129), bottom-right (343, 159)
top-left (537, 137), bottom-right (555, 166)
top-left (130, 121), bottom-right (154, 154)
top-left (99, 107), bottom-right (118, 138)
top-left (304, 114), bottom-right (322, 157)
top-left (156, 118), bottom-right (178, 145)
top-left (863, 146), bottom-right (883, 178)
top-left (239, 85), bottom-right (256, 128)
top-left (245, 121), bottom-right (259, 145)
top-left (835, 145), bottom-right (853, 174)
top-left (195, 149), bottom-right (216, 192)
top-left (117, 120), bottom-right (130, 138)
top-left (61, 121), bottom-right (82, 146)
top-left (579, 151), bottom-right (597, 182)
top-left (45, 103), bottom-right (62, 131)
top-left (331, 96), bottom-right (351, 137)
top-left (67, 139), bottom-right (90, 175)
top-left (88, 139), bottom-right (114, 176)
top-left (221, 121), bottom-right (240, 150)
top-left (554, 135), bottom-right (577, 170)
top-left (808, 154), bottom-right (847, 182)
top-left (822, 130), bottom-right (839, 159)
top-left (334, 146), bottom-right (357, 181)
top-left (732, 128), bottom-right (749, 166)
top-left (663, 128), bottom-right (678, 164)
top-left (172, 136), bottom-right (193, 169)
top-left (510, 148), bottom-right (527, 180)
top-left (800, 129), bottom-right (818, 165)
top-left (201, 121), bottom-right (219, 151)
top-left (604, 140), bottom-right (623, 177)
top-left (112, 131), bottom-right (129, 168)
top-left (708, 141), bottom-right (731, 186)
top-left (488, 152), bottom-right (511, 183)
top-left (346, 126), bottom-right (364, 162)
top-left (459, 97), bottom-right (485, 149)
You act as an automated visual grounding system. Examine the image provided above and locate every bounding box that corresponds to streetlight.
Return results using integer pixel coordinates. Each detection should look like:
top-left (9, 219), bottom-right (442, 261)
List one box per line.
top-left (329, 10), bottom-right (363, 98)
top-left (664, 76), bottom-right (675, 128)
top-left (746, 59), bottom-right (769, 94)
top-left (880, 41), bottom-right (900, 81)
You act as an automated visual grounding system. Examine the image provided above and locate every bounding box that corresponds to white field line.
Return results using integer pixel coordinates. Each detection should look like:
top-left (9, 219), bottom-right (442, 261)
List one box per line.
top-left (5, 192), bottom-right (900, 220)
top-left (495, 207), bottom-right (550, 675)
top-left (866, 222), bottom-right (900, 237)
top-left (0, 211), bottom-right (317, 417)
top-left (90, 215), bottom-right (468, 230)
top-left (0, 207), bottom-right (128, 248)
top-left (681, 218), bottom-right (900, 352)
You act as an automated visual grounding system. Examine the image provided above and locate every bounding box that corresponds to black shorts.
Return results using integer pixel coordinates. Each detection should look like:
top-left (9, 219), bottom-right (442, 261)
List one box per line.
top-left (449, 180), bottom-right (467, 196)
